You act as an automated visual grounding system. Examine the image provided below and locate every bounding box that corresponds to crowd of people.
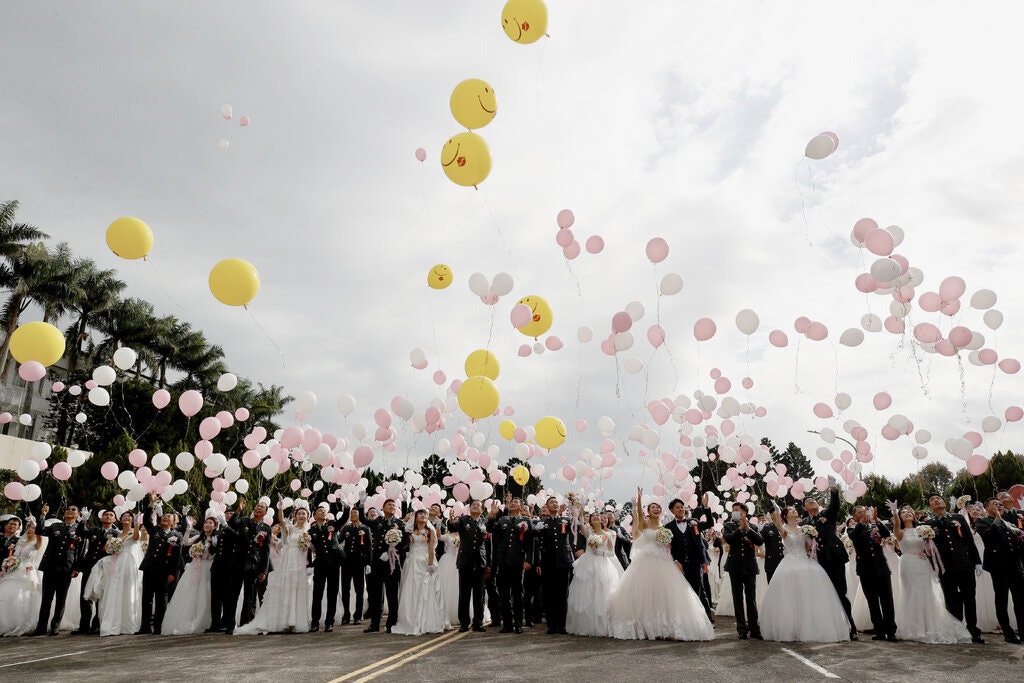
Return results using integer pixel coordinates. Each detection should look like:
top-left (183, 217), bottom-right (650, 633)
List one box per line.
top-left (1, 486), bottom-right (1022, 647)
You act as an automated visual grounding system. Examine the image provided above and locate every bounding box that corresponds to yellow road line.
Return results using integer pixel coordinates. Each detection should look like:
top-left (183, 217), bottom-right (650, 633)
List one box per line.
top-left (351, 628), bottom-right (474, 683)
top-left (325, 629), bottom-right (462, 683)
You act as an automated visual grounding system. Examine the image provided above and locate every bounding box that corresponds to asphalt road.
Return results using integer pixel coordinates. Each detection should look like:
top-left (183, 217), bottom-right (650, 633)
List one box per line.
top-left (2, 619), bottom-right (1023, 683)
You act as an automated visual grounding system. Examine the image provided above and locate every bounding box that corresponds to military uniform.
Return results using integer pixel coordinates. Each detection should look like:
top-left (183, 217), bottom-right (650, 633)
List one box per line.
top-left (339, 521), bottom-right (372, 623)
top-left (75, 524), bottom-right (119, 633)
top-left (924, 512), bottom-right (983, 640)
top-left (849, 520), bottom-right (897, 639)
top-left (534, 515), bottom-right (580, 634)
top-left (33, 513), bottom-right (86, 635)
top-left (802, 488), bottom-right (855, 636)
top-left (487, 513), bottom-right (535, 632)
top-left (138, 506), bottom-right (185, 634)
top-left (208, 526), bottom-right (236, 631)
top-left (760, 522), bottom-right (784, 583)
top-left (309, 514), bottom-right (346, 630)
top-left (975, 514), bottom-right (1024, 641)
top-left (723, 519), bottom-right (764, 638)
top-left (452, 514), bottom-right (490, 630)
top-left (365, 515), bottom-right (407, 632)
top-left (240, 515), bottom-right (274, 625)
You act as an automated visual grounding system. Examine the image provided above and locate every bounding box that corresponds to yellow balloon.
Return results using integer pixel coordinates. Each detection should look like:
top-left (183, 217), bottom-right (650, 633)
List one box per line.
top-left (501, 0), bottom-right (548, 44)
top-left (535, 416), bottom-right (566, 450)
top-left (450, 79), bottom-right (497, 130)
top-left (105, 217), bottom-right (153, 260)
top-left (512, 465), bottom-right (530, 486)
top-left (209, 258), bottom-right (260, 307)
top-left (499, 419), bottom-right (517, 441)
top-left (9, 321), bottom-right (66, 367)
top-left (457, 376), bottom-right (500, 420)
top-left (515, 295), bottom-right (553, 338)
top-left (465, 349), bottom-right (500, 380)
top-left (427, 263), bottom-right (453, 290)
top-left (440, 132), bottom-right (491, 188)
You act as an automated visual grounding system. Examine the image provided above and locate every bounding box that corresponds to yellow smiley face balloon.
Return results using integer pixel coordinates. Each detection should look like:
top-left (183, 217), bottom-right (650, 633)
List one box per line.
top-left (427, 263), bottom-right (453, 289)
top-left (450, 79), bottom-right (497, 130)
top-left (535, 416), bottom-right (566, 450)
top-left (515, 295), bottom-right (553, 338)
top-left (501, 0), bottom-right (548, 45)
top-left (440, 132), bottom-right (492, 188)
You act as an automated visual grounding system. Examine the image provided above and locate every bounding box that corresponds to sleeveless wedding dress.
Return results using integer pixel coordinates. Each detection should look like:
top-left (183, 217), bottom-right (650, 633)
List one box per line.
top-left (0, 537), bottom-right (46, 636)
top-left (760, 526), bottom-right (850, 641)
top-left (161, 533), bottom-right (215, 635)
top-left (391, 529), bottom-right (448, 635)
top-left (83, 535), bottom-right (143, 636)
top-left (896, 527), bottom-right (971, 643)
top-left (566, 531), bottom-right (622, 636)
top-left (236, 520), bottom-right (311, 634)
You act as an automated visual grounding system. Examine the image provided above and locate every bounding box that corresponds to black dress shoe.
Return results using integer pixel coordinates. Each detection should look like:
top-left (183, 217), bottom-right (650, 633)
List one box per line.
top-left (223, 629), bottom-right (234, 635)
top-left (499, 627), bottom-right (514, 634)
top-left (28, 629), bottom-right (46, 637)
top-left (352, 619), bottom-right (361, 626)
top-left (850, 631), bottom-right (859, 641)
top-left (558, 628), bottom-right (568, 634)
top-left (325, 625), bottom-right (333, 633)
top-left (1005, 635), bottom-right (1022, 644)
top-left (340, 618), bottom-right (350, 625)
top-left (458, 626), bottom-right (469, 633)
top-left (525, 621), bottom-right (534, 628)
top-left (972, 635), bottom-right (986, 644)
top-left (472, 626), bottom-right (486, 632)
top-left (309, 625), bottom-right (319, 633)
top-left (886, 634), bottom-right (899, 642)
top-left (70, 630), bottom-right (86, 636)
top-left (48, 629), bottom-right (59, 636)
top-left (363, 626), bottom-right (380, 633)
top-left (513, 627), bottom-right (523, 634)
top-left (152, 629), bottom-right (161, 635)
top-left (738, 633), bottom-right (748, 640)
top-left (385, 626), bottom-right (392, 633)
top-left (134, 629), bottom-right (151, 635)
top-left (546, 628), bottom-right (558, 635)
top-left (204, 628), bottom-right (219, 633)
top-left (871, 634), bottom-right (886, 641)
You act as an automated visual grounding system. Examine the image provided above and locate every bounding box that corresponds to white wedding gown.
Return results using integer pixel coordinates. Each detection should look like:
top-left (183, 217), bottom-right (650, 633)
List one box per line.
top-left (566, 532), bottom-right (623, 637)
top-left (896, 528), bottom-right (971, 643)
top-left (392, 529), bottom-right (449, 635)
top-left (607, 528), bottom-right (714, 641)
top-left (237, 521), bottom-right (311, 634)
top-left (83, 536), bottom-right (143, 636)
top-left (760, 527), bottom-right (850, 642)
top-left (0, 537), bottom-right (46, 636)
top-left (162, 534), bottom-right (215, 635)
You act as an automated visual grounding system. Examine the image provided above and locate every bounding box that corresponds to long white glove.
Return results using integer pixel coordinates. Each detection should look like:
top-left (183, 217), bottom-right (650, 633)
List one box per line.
top-left (364, 566), bottom-right (372, 576)
top-left (974, 564), bottom-right (984, 578)
top-left (379, 552), bottom-right (389, 561)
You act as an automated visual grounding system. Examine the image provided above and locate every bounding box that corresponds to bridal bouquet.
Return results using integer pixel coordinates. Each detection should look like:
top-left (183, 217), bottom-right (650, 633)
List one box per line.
top-left (189, 542), bottom-right (207, 560)
top-left (104, 536), bottom-right (124, 555)
top-left (654, 527), bottom-right (673, 546)
top-left (587, 534), bottom-right (603, 550)
top-left (566, 492), bottom-right (581, 508)
top-left (800, 525), bottom-right (818, 538)
top-left (2, 556), bottom-right (19, 573)
top-left (384, 528), bottom-right (403, 547)
top-left (916, 526), bottom-right (936, 540)
top-left (297, 532), bottom-right (312, 551)
top-left (450, 534), bottom-right (461, 548)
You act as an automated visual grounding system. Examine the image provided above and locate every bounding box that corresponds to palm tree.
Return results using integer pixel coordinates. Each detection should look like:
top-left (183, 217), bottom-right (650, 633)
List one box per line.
top-left (93, 297), bottom-right (160, 381)
top-left (63, 260), bottom-right (126, 376)
top-left (0, 200), bottom-right (50, 383)
top-left (0, 200), bottom-right (48, 258)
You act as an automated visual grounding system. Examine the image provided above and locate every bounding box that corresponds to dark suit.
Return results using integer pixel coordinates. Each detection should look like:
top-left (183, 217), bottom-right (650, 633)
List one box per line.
top-left (534, 515), bottom-right (579, 633)
top-left (488, 513), bottom-right (535, 630)
top-left (35, 516), bottom-right (86, 634)
top-left (924, 513), bottom-right (983, 638)
top-left (309, 517), bottom-right (346, 628)
top-left (666, 508), bottom-right (716, 618)
top-left (975, 515), bottom-right (1024, 640)
top-left (802, 489), bottom-right (854, 634)
top-left (366, 516), bottom-right (406, 630)
top-left (849, 521), bottom-right (896, 637)
top-left (761, 523), bottom-right (784, 583)
top-left (240, 517), bottom-right (273, 625)
top-left (138, 509), bottom-right (185, 634)
top-left (75, 525), bottom-right (119, 633)
top-left (209, 525), bottom-right (237, 631)
top-left (339, 522), bottom-right (372, 621)
top-left (723, 520), bottom-right (763, 637)
top-left (453, 514), bottom-right (490, 629)
top-left (610, 523), bottom-right (632, 569)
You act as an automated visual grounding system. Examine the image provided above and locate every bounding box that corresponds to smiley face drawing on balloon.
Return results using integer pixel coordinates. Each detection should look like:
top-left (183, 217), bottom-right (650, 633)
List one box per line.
top-left (440, 132), bottom-right (492, 188)
top-left (427, 264), bottom-right (453, 290)
top-left (450, 79), bottom-right (497, 130)
top-left (515, 294), bottom-right (553, 338)
top-left (501, 0), bottom-right (548, 45)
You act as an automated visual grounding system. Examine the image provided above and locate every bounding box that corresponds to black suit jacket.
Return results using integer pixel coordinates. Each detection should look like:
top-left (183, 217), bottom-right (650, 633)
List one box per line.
top-left (667, 507), bottom-right (716, 566)
top-left (339, 523), bottom-right (372, 566)
top-left (76, 525), bottom-right (120, 572)
top-left (723, 522), bottom-right (763, 575)
top-left (139, 510), bottom-right (185, 577)
top-left (610, 524), bottom-right (632, 568)
top-left (309, 518), bottom-right (346, 568)
top-left (849, 521), bottom-right (892, 576)
top-left (38, 518), bottom-right (86, 573)
top-left (368, 516), bottom-right (408, 566)
top-left (924, 513), bottom-right (981, 574)
top-left (760, 523), bottom-right (785, 566)
top-left (801, 488), bottom-right (848, 567)
top-left (975, 516), bottom-right (1024, 576)
top-left (452, 515), bottom-right (490, 570)
top-left (535, 516), bottom-right (578, 570)
top-left (488, 514), bottom-right (535, 567)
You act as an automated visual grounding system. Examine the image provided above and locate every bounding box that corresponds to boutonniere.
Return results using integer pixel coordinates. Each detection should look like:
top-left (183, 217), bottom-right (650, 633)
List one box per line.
top-left (951, 520), bottom-right (962, 537)
top-left (560, 522), bottom-right (566, 534)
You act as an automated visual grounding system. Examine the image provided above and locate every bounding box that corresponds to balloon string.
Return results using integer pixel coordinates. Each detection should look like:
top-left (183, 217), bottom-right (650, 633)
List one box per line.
top-left (563, 259), bottom-right (582, 297)
top-left (956, 353), bottom-right (968, 417)
top-left (427, 297), bottom-right (441, 365)
top-left (247, 309), bottom-right (286, 369)
top-left (145, 258), bottom-right (187, 311)
top-left (480, 192), bottom-right (517, 276)
top-left (793, 338), bottom-right (802, 394)
top-left (793, 162), bottom-right (813, 247)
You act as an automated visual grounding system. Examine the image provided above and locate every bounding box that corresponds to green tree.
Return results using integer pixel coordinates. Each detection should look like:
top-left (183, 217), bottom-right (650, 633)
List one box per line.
top-left (949, 451), bottom-right (1024, 501)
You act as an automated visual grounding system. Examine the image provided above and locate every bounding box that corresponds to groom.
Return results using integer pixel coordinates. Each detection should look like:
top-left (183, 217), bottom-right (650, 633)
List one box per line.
top-left (802, 485), bottom-right (857, 640)
top-left (667, 495), bottom-right (716, 620)
top-left (723, 502), bottom-right (763, 639)
top-left (849, 506), bottom-right (897, 641)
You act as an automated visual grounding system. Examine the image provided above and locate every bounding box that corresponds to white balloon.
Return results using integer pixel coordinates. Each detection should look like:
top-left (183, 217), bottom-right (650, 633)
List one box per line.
top-left (224, 459), bottom-right (241, 482)
top-left (597, 416), bottom-right (615, 436)
top-left (217, 373), bottom-right (238, 392)
top-left (948, 438), bottom-right (973, 460)
top-left (804, 133), bottom-right (835, 160)
top-left (860, 314), bottom-right (883, 333)
top-left (819, 428), bottom-right (836, 444)
top-left (436, 438), bottom-right (451, 455)
top-left (468, 272), bottom-right (490, 297)
top-left (112, 347), bottom-right (137, 370)
top-left (92, 365), bottom-right (117, 386)
top-left (834, 393), bottom-right (852, 410)
top-left (223, 492), bottom-right (237, 507)
top-left (172, 479), bottom-right (188, 495)
top-left (117, 471), bottom-right (138, 489)
top-left (983, 309), bottom-right (1003, 330)
top-left (22, 484), bottom-right (41, 502)
top-left (735, 309), bottom-right (759, 335)
top-left (533, 342), bottom-right (545, 354)
top-left (659, 273), bottom-right (684, 296)
top-left (577, 326), bottom-right (593, 343)
top-left (815, 447), bottom-right (832, 461)
top-left (613, 331), bottom-right (634, 352)
top-left (624, 356), bottom-right (644, 374)
top-left (261, 458), bottom-right (279, 479)
top-left (471, 431), bottom-right (486, 448)
top-left (19, 413), bottom-right (32, 426)
top-left (982, 416), bottom-right (1002, 433)
top-left (394, 399), bottom-right (414, 421)
top-left (16, 459), bottom-right (40, 481)
top-left (175, 452), bottom-right (195, 472)
top-left (887, 414), bottom-right (909, 432)
top-left (491, 272), bottom-right (514, 296)
top-left (640, 430), bottom-right (660, 449)
top-left (75, 412), bottom-right (87, 424)
top-left (31, 442), bottom-right (52, 460)
top-left (217, 138), bottom-right (230, 150)
top-left (870, 258), bottom-right (902, 284)
top-left (338, 394), bottom-right (357, 416)
top-left (221, 104), bottom-right (233, 118)
top-left (966, 332), bottom-right (985, 351)
top-left (839, 328), bottom-right (864, 347)
top-left (352, 423), bottom-right (367, 441)
top-left (970, 289), bottom-right (997, 310)
top-left (88, 387), bottom-right (110, 407)
top-left (234, 479), bottom-right (250, 495)
top-left (886, 225), bottom-right (905, 247)
top-left (913, 430), bottom-right (931, 445)
top-left (66, 450), bottom-right (87, 468)
top-left (911, 446), bottom-right (928, 460)
top-left (294, 391), bottom-right (317, 415)
top-left (151, 452), bottom-right (171, 471)
top-left (625, 301), bottom-right (645, 321)
top-left (889, 300), bottom-right (911, 319)
top-left (68, 385), bottom-right (82, 396)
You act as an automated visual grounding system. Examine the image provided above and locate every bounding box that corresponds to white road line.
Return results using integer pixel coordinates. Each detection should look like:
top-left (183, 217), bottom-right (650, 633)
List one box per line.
top-left (781, 648), bottom-right (841, 679)
top-left (0, 650), bottom-right (91, 669)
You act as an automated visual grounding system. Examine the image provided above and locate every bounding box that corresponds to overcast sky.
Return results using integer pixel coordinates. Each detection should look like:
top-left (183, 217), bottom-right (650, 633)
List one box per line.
top-left (3, 1), bottom-right (1024, 504)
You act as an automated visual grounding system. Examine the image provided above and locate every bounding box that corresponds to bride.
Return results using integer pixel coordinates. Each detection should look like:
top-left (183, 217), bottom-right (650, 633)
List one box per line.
top-left (162, 511), bottom-right (220, 635)
top-left (607, 488), bottom-right (714, 641)
top-left (566, 512), bottom-right (622, 637)
top-left (237, 500), bottom-right (312, 634)
top-left (392, 509), bottom-right (448, 635)
top-left (760, 504), bottom-right (850, 642)
top-left (83, 511), bottom-right (144, 636)
top-left (892, 505), bottom-right (971, 643)
top-left (0, 517), bottom-right (45, 636)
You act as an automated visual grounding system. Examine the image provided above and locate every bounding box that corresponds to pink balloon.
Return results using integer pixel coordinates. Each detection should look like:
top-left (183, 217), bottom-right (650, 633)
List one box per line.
top-left (998, 358), bottom-right (1021, 374)
top-left (805, 322), bottom-right (828, 341)
top-left (872, 392), bottom-right (892, 410)
top-left (563, 241), bottom-right (581, 260)
top-left (939, 276), bottom-right (966, 301)
top-left (854, 273), bottom-right (879, 293)
top-left (513, 427), bottom-right (528, 443)
top-left (517, 344), bottom-right (532, 357)
top-left (555, 229), bottom-right (575, 248)
top-left (829, 459), bottom-right (844, 474)
top-left (940, 299), bottom-right (961, 317)
top-left (647, 325), bottom-right (666, 348)
top-left (768, 330), bottom-right (788, 348)
top-left (194, 440), bottom-right (214, 459)
top-left (128, 449), bottom-right (147, 468)
top-left (562, 466), bottom-right (577, 482)
top-left (302, 428), bottom-right (322, 452)
top-left (199, 417), bottom-right (222, 441)
top-left (453, 482), bottom-right (470, 502)
top-left (864, 228), bottom-right (895, 256)
top-left (575, 419), bottom-right (587, 433)
top-left (241, 450), bottom-right (261, 468)
top-left (425, 406), bottom-right (441, 425)
top-left (374, 408), bottom-right (391, 429)
top-left (649, 402), bottom-right (670, 425)
top-left (85, 379), bottom-right (98, 390)
top-left (853, 218), bottom-right (878, 243)
top-left (612, 312), bottom-right (632, 333)
top-left (1005, 406), bottom-right (1024, 422)
top-left (3, 481), bottom-right (24, 501)
top-left (100, 461), bottom-right (119, 480)
top-left (935, 340), bottom-right (956, 356)
top-left (814, 476), bottom-right (829, 491)
top-left (374, 426), bottom-right (390, 442)
top-left (684, 409), bottom-right (703, 425)
top-left (754, 407), bottom-right (767, 417)
top-left (353, 445), bottom-right (374, 468)
top-left (948, 326), bottom-right (972, 348)
top-left (891, 254), bottom-right (910, 275)
top-left (585, 236), bottom-right (604, 254)
top-left (710, 368), bottom-right (722, 380)
top-left (913, 323), bottom-right (941, 344)
top-left (714, 377), bottom-right (731, 395)
top-left (742, 377), bottom-right (753, 389)
top-left (881, 425), bottom-right (900, 441)
top-left (233, 407), bottom-right (250, 422)
top-left (978, 348), bottom-right (998, 365)
top-left (892, 286), bottom-right (915, 303)
top-left (510, 304), bottom-right (532, 328)
top-left (178, 390), bottom-right (203, 417)
top-left (813, 403), bottom-right (833, 419)
top-left (414, 147), bottom-right (426, 162)
top-left (963, 431), bottom-right (983, 448)
top-left (152, 389), bottom-right (171, 409)
top-left (917, 291), bottom-right (941, 312)
top-left (433, 370), bottom-right (447, 385)
top-left (51, 381), bottom-right (65, 392)
top-left (556, 209), bottom-right (575, 229)
top-left (412, 359), bottom-right (428, 370)
top-left (966, 454), bottom-right (989, 476)
top-left (693, 317), bottom-right (716, 342)
top-left (545, 336), bottom-right (564, 351)
top-left (645, 237), bottom-right (669, 264)
top-left (884, 316), bottom-right (905, 334)
top-left (18, 361), bottom-right (45, 382)
top-left (793, 317), bottom-right (810, 334)
top-left (252, 426), bottom-right (268, 443)
top-left (280, 426), bottom-right (302, 448)
top-left (721, 419), bottom-right (735, 436)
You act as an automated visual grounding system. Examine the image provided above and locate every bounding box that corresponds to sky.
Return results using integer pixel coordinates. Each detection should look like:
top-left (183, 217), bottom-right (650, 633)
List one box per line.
top-left (3, 1), bottom-right (1024, 506)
